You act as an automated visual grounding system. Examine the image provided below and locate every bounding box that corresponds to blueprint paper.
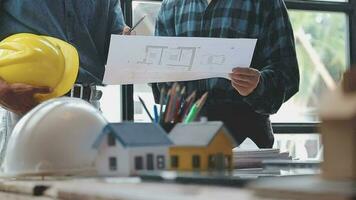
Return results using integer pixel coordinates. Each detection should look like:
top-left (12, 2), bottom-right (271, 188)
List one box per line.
top-left (104, 35), bottom-right (257, 85)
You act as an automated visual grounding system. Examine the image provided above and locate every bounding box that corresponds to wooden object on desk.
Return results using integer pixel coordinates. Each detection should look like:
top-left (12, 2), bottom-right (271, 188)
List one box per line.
top-left (319, 69), bottom-right (356, 181)
top-left (0, 191), bottom-right (51, 200)
top-left (0, 180), bottom-right (50, 196)
top-left (248, 176), bottom-right (356, 200)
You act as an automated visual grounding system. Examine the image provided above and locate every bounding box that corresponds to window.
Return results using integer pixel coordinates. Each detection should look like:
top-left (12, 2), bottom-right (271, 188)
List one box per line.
top-left (109, 157), bottom-right (117, 171)
top-left (215, 153), bottom-right (225, 170)
top-left (107, 133), bottom-right (116, 146)
top-left (271, 10), bottom-right (348, 123)
top-left (135, 156), bottom-right (143, 170)
top-left (192, 155), bottom-right (201, 169)
top-left (134, 101), bottom-right (143, 115)
top-left (156, 155), bottom-right (165, 169)
top-left (146, 154), bottom-right (154, 170)
top-left (208, 155), bottom-right (215, 169)
top-left (171, 155), bottom-right (179, 168)
top-left (225, 155), bottom-right (232, 169)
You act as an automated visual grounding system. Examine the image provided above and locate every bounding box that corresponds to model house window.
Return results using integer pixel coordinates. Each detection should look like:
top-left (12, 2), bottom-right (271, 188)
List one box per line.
top-left (208, 155), bottom-right (215, 169)
top-left (135, 156), bottom-right (143, 170)
top-left (215, 153), bottom-right (225, 170)
top-left (109, 157), bottom-right (117, 171)
top-left (157, 155), bottom-right (165, 169)
top-left (146, 154), bottom-right (154, 170)
top-left (225, 155), bottom-right (232, 168)
top-left (192, 155), bottom-right (201, 169)
top-left (171, 155), bottom-right (179, 168)
top-left (107, 133), bottom-right (116, 146)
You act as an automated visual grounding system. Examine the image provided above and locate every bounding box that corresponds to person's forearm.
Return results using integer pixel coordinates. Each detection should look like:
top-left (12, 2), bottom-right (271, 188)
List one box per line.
top-left (243, 59), bottom-right (300, 115)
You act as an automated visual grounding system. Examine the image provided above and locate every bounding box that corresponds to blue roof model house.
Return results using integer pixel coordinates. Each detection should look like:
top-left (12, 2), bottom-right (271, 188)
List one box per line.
top-left (93, 123), bottom-right (172, 176)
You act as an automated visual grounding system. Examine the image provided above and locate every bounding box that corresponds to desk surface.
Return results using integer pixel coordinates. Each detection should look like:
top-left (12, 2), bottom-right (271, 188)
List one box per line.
top-left (0, 175), bottom-right (353, 200)
top-left (0, 177), bottom-right (254, 200)
top-left (0, 163), bottom-right (321, 200)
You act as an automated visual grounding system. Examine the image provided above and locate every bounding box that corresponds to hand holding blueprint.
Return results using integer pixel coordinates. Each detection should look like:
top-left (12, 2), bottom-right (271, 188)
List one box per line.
top-left (104, 35), bottom-right (257, 85)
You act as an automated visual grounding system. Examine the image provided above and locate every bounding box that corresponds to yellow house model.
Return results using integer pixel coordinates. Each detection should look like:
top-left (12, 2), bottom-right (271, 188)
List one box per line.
top-left (168, 122), bottom-right (237, 171)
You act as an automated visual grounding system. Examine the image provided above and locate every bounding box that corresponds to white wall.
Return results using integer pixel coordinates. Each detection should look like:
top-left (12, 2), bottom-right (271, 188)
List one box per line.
top-left (95, 135), bottom-right (171, 177)
top-left (128, 146), bottom-right (170, 175)
top-left (95, 136), bottom-right (131, 176)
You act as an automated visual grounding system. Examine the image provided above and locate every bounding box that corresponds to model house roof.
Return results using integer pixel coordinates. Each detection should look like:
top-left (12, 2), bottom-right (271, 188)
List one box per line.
top-left (169, 121), bottom-right (237, 147)
top-left (93, 123), bottom-right (173, 148)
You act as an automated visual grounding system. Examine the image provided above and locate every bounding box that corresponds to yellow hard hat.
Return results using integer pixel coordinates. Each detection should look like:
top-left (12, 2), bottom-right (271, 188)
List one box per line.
top-left (0, 33), bottom-right (79, 102)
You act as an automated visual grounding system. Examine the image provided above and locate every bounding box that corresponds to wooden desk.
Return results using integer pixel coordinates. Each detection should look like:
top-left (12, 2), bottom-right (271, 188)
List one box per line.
top-left (0, 178), bottom-right (253, 200)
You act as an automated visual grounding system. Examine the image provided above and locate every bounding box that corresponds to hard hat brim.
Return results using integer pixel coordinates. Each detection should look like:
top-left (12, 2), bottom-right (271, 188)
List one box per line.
top-left (36, 37), bottom-right (79, 101)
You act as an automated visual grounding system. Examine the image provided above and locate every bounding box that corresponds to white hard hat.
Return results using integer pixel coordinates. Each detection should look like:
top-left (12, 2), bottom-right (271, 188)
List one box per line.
top-left (2, 97), bottom-right (108, 177)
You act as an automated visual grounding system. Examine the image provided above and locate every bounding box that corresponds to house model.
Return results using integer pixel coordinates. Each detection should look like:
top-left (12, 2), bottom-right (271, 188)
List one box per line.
top-left (92, 123), bottom-right (172, 176)
top-left (319, 70), bottom-right (356, 181)
top-left (168, 121), bottom-right (237, 171)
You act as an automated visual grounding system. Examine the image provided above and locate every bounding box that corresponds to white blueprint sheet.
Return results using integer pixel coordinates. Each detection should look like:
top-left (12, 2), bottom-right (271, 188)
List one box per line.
top-left (104, 35), bottom-right (257, 85)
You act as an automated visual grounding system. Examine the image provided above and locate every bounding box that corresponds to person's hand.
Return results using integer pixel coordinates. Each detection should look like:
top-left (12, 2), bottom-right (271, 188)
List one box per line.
top-left (229, 67), bottom-right (261, 96)
top-left (0, 78), bottom-right (52, 115)
top-left (122, 26), bottom-right (132, 35)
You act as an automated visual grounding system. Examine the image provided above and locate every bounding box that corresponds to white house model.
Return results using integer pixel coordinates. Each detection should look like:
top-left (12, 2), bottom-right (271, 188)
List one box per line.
top-left (92, 123), bottom-right (172, 177)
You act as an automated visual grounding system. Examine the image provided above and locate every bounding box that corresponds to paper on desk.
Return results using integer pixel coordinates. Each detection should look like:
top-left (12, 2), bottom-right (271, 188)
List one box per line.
top-left (104, 35), bottom-right (257, 85)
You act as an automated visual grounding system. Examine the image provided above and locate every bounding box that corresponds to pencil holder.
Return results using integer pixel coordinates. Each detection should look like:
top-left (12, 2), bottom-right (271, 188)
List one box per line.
top-left (160, 122), bottom-right (177, 134)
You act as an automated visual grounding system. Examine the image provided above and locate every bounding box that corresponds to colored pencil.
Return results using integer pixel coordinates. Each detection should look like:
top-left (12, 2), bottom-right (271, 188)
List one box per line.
top-left (184, 103), bottom-right (199, 123)
top-left (173, 86), bottom-right (186, 122)
top-left (158, 87), bottom-right (166, 123)
top-left (183, 92), bottom-right (208, 123)
top-left (162, 89), bottom-right (172, 123)
top-left (165, 83), bottom-right (178, 122)
top-left (181, 91), bottom-right (196, 118)
top-left (197, 92), bottom-right (209, 113)
top-left (169, 85), bottom-right (181, 122)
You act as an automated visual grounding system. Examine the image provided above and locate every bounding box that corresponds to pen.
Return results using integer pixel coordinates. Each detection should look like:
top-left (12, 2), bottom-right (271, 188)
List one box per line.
top-left (130, 15), bottom-right (146, 33)
top-left (138, 96), bottom-right (154, 122)
top-left (154, 105), bottom-right (159, 123)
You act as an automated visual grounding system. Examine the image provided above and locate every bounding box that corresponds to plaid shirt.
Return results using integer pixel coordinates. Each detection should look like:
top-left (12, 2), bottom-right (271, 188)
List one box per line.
top-left (153, 0), bottom-right (299, 115)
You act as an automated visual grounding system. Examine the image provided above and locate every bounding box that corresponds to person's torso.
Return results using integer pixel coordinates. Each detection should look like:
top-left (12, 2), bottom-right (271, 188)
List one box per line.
top-left (0, 0), bottom-right (116, 84)
top-left (156, 0), bottom-right (274, 144)
top-left (159, 0), bottom-right (265, 105)
top-left (170, 0), bottom-right (261, 39)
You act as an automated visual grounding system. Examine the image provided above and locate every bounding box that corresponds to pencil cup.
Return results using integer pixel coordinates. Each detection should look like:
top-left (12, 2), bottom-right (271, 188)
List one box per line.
top-left (160, 123), bottom-right (177, 134)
